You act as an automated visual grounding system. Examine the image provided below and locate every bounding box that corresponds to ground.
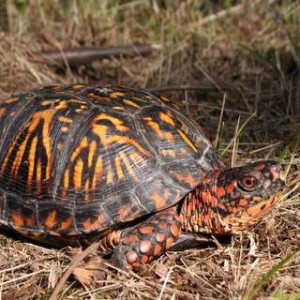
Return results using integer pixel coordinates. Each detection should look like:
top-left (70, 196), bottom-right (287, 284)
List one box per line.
top-left (0, 1), bottom-right (299, 299)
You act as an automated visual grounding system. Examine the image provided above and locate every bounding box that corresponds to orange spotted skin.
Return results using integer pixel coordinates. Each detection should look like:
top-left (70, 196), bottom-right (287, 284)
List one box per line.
top-left (0, 84), bottom-right (286, 271)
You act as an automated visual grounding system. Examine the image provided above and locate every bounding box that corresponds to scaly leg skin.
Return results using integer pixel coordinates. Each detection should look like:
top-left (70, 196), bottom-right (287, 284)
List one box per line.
top-left (110, 206), bottom-right (182, 271)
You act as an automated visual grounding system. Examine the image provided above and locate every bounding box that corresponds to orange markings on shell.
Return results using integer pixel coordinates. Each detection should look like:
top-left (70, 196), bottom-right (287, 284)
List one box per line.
top-left (118, 206), bottom-right (132, 220)
top-left (169, 170), bottom-right (197, 188)
top-left (10, 135), bottom-right (30, 180)
top-left (115, 155), bottom-right (125, 180)
top-left (83, 218), bottom-right (92, 231)
top-left (26, 217), bottom-right (36, 226)
top-left (88, 140), bottom-right (97, 168)
top-left (27, 136), bottom-right (38, 188)
top-left (11, 212), bottom-right (25, 227)
top-left (144, 118), bottom-right (175, 143)
top-left (118, 151), bottom-right (137, 180)
top-left (161, 149), bottom-right (177, 158)
top-left (94, 113), bottom-right (129, 132)
top-left (177, 129), bottom-right (198, 152)
top-left (58, 116), bottom-right (73, 123)
top-left (44, 211), bottom-right (57, 229)
top-left (140, 240), bottom-right (152, 254)
top-left (150, 190), bottom-right (167, 211)
top-left (83, 215), bottom-right (105, 232)
top-left (92, 157), bottom-right (103, 190)
top-left (70, 136), bottom-right (88, 162)
top-left (159, 112), bottom-right (175, 126)
top-left (61, 127), bottom-right (69, 133)
top-left (123, 99), bottom-right (140, 108)
top-left (84, 179), bottom-right (90, 201)
top-left (60, 217), bottom-right (73, 230)
top-left (112, 106), bottom-right (125, 111)
top-left (36, 159), bottom-right (42, 194)
top-left (73, 158), bottom-right (84, 189)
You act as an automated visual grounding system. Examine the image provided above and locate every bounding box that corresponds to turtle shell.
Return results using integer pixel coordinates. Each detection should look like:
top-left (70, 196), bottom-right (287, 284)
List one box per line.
top-left (0, 84), bottom-right (223, 244)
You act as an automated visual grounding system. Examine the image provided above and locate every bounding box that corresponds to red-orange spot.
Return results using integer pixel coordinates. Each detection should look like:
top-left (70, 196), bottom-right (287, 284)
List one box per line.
top-left (11, 213), bottom-right (24, 227)
top-left (153, 244), bottom-right (163, 256)
top-left (170, 224), bottom-right (180, 237)
top-left (139, 226), bottom-right (154, 235)
top-left (140, 240), bottom-right (152, 254)
top-left (226, 182), bottom-right (235, 194)
top-left (126, 251), bottom-right (138, 263)
top-left (141, 255), bottom-right (149, 263)
top-left (158, 222), bottom-right (167, 230)
top-left (216, 187), bottom-right (226, 197)
top-left (124, 235), bottom-right (139, 244)
top-left (156, 233), bottom-right (165, 243)
top-left (239, 198), bottom-right (248, 207)
top-left (166, 237), bottom-right (174, 250)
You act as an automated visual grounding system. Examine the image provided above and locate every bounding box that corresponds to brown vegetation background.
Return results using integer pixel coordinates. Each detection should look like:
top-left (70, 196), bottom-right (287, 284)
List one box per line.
top-left (0, 1), bottom-right (299, 299)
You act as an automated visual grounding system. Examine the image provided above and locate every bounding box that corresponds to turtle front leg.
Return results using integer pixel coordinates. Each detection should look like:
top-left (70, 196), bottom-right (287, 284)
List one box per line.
top-left (110, 206), bottom-right (182, 271)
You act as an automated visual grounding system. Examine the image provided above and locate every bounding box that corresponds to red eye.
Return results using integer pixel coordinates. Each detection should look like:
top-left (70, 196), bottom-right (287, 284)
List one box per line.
top-left (238, 176), bottom-right (258, 191)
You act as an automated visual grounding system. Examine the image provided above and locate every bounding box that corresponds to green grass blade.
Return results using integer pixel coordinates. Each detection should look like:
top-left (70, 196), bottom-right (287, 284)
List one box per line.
top-left (244, 249), bottom-right (300, 300)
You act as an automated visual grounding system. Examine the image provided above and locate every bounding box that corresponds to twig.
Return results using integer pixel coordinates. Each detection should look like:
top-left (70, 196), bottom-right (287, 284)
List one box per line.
top-left (49, 242), bottom-right (99, 300)
top-left (30, 44), bottom-right (160, 65)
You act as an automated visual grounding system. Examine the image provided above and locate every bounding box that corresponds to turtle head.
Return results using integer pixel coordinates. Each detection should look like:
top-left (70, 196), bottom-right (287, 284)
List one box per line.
top-left (181, 161), bottom-right (286, 234)
top-left (214, 161), bottom-right (286, 233)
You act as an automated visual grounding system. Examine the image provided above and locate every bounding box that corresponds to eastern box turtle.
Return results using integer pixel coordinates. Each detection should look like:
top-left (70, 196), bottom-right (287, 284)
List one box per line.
top-left (0, 84), bottom-right (285, 270)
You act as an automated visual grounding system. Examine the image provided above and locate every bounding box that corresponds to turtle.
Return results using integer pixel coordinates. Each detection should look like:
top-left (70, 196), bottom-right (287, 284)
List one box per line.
top-left (0, 84), bottom-right (285, 271)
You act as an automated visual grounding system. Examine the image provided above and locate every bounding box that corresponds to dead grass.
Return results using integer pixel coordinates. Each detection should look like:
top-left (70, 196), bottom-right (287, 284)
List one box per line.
top-left (0, 0), bottom-right (299, 299)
